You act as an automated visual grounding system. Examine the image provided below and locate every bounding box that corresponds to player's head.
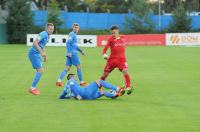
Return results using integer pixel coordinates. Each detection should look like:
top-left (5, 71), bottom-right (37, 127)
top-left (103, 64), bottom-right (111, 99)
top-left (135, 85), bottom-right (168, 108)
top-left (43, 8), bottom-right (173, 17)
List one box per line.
top-left (67, 73), bottom-right (76, 80)
top-left (46, 23), bottom-right (54, 35)
top-left (110, 25), bottom-right (119, 37)
top-left (72, 23), bottom-right (80, 33)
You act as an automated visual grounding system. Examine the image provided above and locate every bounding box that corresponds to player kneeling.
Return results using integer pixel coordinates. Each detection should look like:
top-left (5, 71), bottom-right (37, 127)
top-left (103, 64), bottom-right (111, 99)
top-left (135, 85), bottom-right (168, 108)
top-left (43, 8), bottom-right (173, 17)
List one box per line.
top-left (59, 74), bottom-right (125, 100)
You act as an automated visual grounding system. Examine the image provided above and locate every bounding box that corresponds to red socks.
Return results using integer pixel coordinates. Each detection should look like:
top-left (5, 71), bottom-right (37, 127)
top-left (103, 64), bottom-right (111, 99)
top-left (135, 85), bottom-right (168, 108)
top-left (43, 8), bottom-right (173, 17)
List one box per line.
top-left (101, 76), bottom-right (106, 80)
top-left (124, 74), bottom-right (131, 88)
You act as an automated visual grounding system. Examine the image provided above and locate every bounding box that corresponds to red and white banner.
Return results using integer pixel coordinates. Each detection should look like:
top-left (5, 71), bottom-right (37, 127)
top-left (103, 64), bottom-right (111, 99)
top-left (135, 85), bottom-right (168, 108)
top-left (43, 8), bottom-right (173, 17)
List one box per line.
top-left (97, 34), bottom-right (166, 46)
top-left (166, 33), bottom-right (200, 46)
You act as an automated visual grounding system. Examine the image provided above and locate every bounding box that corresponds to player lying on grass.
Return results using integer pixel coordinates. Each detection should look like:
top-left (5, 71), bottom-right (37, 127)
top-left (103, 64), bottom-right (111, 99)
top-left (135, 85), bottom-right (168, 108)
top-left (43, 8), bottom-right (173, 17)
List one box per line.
top-left (59, 74), bottom-right (125, 100)
top-left (28, 23), bottom-right (54, 95)
top-left (100, 25), bottom-right (133, 95)
top-left (56, 23), bottom-right (87, 87)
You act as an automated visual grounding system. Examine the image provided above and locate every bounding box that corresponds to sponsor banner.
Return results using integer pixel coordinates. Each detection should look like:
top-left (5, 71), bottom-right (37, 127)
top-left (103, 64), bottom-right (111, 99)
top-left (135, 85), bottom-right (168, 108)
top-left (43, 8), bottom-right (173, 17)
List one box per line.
top-left (97, 34), bottom-right (166, 46)
top-left (27, 34), bottom-right (97, 47)
top-left (166, 33), bottom-right (200, 46)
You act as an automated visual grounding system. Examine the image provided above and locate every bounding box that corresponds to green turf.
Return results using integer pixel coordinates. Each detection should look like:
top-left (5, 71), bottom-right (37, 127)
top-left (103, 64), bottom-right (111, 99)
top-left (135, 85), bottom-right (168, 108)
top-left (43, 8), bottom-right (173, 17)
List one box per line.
top-left (0, 45), bottom-right (200, 132)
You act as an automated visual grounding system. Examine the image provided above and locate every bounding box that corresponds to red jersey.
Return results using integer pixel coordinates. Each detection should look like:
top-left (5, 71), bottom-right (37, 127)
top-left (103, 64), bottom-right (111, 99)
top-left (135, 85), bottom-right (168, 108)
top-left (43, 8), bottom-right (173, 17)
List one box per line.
top-left (102, 36), bottom-right (126, 59)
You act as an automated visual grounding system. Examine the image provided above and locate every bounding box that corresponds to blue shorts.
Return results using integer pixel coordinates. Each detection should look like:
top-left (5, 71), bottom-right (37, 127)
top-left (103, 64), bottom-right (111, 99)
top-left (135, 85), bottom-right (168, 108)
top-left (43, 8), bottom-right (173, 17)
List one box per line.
top-left (28, 51), bottom-right (43, 69)
top-left (66, 54), bottom-right (80, 66)
top-left (81, 82), bottom-right (101, 100)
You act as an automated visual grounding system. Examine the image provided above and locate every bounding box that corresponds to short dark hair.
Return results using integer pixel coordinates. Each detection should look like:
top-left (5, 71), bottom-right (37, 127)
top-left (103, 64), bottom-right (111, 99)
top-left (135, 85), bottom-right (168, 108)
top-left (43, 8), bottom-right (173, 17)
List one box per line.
top-left (110, 25), bottom-right (119, 30)
top-left (67, 73), bottom-right (75, 80)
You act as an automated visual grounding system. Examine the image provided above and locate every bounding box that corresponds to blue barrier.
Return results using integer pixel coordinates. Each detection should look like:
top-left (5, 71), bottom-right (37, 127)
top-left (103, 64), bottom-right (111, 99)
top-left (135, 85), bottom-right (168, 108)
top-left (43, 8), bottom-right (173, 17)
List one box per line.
top-left (33, 11), bottom-right (200, 30)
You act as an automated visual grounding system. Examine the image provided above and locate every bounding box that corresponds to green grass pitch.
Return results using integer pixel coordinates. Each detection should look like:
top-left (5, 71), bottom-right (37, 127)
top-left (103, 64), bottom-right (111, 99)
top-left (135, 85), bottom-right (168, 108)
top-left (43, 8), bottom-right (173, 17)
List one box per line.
top-left (0, 45), bottom-right (200, 132)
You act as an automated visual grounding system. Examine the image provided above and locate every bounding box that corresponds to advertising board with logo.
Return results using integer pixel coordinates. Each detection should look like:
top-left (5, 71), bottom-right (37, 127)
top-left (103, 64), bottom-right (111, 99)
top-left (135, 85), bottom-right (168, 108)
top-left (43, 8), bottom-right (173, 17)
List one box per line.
top-left (166, 33), bottom-right (200, 46)
top-left (97, 34), bottom-right (166, 46)
top-left (27, 34), bottom-right (97, 47)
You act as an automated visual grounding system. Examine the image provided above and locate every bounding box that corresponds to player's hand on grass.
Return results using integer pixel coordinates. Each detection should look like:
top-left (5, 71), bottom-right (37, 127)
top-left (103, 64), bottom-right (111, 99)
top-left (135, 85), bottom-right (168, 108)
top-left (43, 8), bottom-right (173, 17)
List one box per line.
top-left (68, 53), bottom-right (72, 58)
top-left (76, 95), bottom-right (82, 100)
top-left (103, 54), bottom-right (108, 60)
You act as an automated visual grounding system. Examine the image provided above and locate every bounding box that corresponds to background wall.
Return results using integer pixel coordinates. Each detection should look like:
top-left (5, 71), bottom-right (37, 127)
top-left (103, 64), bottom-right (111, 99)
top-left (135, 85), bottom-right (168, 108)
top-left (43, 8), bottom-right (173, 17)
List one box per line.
top-left (33, 11), bottom-right (200, 30)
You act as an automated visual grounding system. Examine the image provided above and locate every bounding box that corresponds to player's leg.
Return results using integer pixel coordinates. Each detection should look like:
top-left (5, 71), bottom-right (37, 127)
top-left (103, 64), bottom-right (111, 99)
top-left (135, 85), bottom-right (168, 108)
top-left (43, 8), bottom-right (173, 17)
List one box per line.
top-left (104, 91), bottom-right (117, 99)
top-left (98, 80), bottom-right (118, 91)
top-left (56, 66), bottom-right (71, 86)
top-left (56, 57), bottom-right (72, 87)
top-left (100, 71), bottom-right (110, 80)
top-left (100, 59), bottom-right (115, 80)
top-left (73, 55), bottom-right (87, 86)
top-left (28, 53), bottom-right (43, 95)
top-left (122, 69), bottom-right (133, 95)
top-left (76, 64), bottom-right (83, 82)
top-left (96, 80), bottom-right (125, 97)
top-left (29, 67), bottom-right (44, 95)
top-left (118, 60), bottom-right (133, 95)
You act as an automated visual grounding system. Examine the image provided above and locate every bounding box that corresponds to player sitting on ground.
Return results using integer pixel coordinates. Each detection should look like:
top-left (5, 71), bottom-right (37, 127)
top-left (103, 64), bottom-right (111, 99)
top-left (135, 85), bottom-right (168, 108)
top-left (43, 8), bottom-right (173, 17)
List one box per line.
top-left (59, 74), bottom-right (125, 100)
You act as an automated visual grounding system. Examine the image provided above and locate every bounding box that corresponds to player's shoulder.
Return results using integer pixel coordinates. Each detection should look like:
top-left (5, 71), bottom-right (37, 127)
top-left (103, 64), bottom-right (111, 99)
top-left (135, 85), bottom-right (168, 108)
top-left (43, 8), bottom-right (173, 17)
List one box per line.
top-left (39, 31), bottom-right (48, 38)
top-left (108, 36), bottom-right (115, 42)
top-left (69, 31), bottom-right (76, 37)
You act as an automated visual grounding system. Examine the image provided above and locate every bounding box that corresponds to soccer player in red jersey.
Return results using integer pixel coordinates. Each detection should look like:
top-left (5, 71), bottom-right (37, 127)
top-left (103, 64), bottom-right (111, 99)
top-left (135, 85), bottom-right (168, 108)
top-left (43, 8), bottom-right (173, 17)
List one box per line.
top-left (100, 25), bottom-right (133, 95)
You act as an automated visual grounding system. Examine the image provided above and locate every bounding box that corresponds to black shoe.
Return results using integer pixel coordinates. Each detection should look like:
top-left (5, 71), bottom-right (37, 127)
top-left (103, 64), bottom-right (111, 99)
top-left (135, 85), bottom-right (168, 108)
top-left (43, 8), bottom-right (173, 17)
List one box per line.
top-left (126, 87), bottom-right (134, 95)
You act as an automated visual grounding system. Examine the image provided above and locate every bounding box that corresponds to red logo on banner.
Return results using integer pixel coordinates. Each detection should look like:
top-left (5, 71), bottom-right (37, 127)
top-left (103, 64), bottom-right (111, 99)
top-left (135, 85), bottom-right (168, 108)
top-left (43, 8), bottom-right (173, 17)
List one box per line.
top-left (97, 34), bottom-right (166, 46)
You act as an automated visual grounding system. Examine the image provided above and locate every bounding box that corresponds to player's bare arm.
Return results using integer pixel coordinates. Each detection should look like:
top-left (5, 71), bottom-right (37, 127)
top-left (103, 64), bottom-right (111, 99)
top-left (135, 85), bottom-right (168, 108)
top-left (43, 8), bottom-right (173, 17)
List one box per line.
top-left (33, 39), bottom-right (47, 62)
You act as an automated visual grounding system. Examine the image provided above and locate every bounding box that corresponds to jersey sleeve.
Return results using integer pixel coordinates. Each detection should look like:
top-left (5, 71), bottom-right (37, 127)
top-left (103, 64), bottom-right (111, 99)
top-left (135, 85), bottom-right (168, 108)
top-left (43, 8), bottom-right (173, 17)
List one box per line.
top-left (102, 38), bottom-right (111, 54)
top-left (76, 46), bottom-right (83, 53)
top-left (37, 32), bottom-right (46, 42)
top-left (69, 81), bottom-right (80, 97)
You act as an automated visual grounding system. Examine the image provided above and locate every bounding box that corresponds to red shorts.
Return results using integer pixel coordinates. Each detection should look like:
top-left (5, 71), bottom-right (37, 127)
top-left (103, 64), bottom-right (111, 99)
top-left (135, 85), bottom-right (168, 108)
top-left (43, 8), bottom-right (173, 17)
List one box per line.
top-left (104, 58), bottom-right (128, 72)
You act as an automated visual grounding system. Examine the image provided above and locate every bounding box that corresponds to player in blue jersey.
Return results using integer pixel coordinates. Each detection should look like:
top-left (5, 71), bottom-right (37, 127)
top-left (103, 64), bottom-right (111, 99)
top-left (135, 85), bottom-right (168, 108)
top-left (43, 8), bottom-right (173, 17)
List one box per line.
top-left (28, 23), bottom-right (54, 95)
top-left (56, 23), bottom-right (87, 87)
top-left (59, 74), bottom-right (125, 100)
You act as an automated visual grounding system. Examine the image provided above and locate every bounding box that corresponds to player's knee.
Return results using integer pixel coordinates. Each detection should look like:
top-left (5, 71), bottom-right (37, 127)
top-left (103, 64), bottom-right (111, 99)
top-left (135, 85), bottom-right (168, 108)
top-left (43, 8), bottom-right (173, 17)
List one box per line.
top-left (76, 65), bottom-right (81, 69)
top-left (122, 70), bottom-right (128, 75)
top-left (37, 68), bottom-right (44, 74)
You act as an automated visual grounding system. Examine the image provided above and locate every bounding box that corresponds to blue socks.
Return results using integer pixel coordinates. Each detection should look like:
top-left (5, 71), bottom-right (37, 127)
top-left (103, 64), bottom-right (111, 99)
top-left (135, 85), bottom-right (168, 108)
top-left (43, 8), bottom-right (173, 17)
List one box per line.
top-left (104, 92), bottom-right (116, 98)
top-left (58, 69), bottom-right (67, 81)
top-left (31, 72), bottom-right (42, 89)
top-left (100, 80), bottom-right (118, 91)
top-left (77, 68), bottom-right (83, 82)
top-left (58, 68), bottom-right (82, 82)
